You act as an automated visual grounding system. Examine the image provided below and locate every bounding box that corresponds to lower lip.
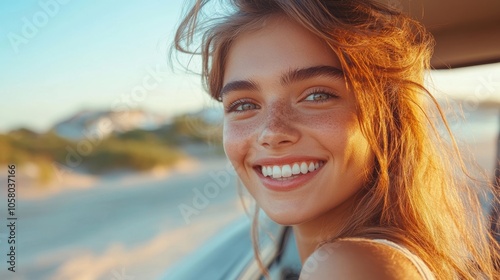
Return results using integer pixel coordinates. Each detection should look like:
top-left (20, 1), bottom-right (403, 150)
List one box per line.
top-left (256, 165), bottom-right (323, 192)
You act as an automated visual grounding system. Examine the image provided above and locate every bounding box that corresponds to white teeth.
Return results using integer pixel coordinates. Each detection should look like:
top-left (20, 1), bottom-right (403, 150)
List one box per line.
top-left (300, 162), bottom-right (308, 174)
top-left (261, 161), bottom-right (324, 178)
top-left (272, 166), bottom-right (281, 178)
top-left (308, 162), bottom-right (315, 172)
top-left (282, 165), bottom-right (292, 177)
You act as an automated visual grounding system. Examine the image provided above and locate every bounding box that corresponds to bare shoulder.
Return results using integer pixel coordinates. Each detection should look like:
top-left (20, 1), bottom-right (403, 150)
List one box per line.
top-left (299, 239), bottom-right (422, 280)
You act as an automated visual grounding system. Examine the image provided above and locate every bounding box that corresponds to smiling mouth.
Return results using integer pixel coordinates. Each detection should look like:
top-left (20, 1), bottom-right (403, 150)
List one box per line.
top-left (256, 160), bottom-right (325, 180)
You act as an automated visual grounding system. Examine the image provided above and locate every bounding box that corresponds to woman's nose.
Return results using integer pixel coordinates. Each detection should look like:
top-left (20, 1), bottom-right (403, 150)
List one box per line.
top-left (257, 103), bottom-right (300, 148)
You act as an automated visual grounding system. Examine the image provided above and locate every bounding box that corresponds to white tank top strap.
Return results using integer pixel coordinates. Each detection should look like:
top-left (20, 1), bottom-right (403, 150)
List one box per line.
top-left (370, 239), bottom-right (435, 280)
top-left (340, 237), bottom-right (435, 280)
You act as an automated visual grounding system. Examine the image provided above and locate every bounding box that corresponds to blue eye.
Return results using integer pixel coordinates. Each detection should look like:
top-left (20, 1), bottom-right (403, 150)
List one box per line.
top-left (225, 99), bottom-right (260, 113)
top-left (304, 91), bottom-right (338, 102)
top-left (235, 103), bottom-right (257, 111)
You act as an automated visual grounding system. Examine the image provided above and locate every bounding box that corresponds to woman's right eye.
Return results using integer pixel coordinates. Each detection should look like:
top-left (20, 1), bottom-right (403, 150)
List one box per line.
top-left (225, 100), bottom-right (260, 113)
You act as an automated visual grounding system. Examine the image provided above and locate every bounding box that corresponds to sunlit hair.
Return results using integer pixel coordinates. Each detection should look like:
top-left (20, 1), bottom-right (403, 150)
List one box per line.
top-left (174, 0), bottom-right (500, 278)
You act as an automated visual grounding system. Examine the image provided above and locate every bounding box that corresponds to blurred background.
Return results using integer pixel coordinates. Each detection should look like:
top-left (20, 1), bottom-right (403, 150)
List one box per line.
top-left (0, 0), bottom-right (499, 279)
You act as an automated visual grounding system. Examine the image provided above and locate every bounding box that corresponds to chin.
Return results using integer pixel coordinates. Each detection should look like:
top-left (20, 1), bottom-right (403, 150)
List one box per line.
top-left (260, 207), bottom-right (309, 226)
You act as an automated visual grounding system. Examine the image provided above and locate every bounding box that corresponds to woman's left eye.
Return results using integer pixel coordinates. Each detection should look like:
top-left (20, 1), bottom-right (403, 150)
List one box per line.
top-left (303, 91), bottom-right (338, 102)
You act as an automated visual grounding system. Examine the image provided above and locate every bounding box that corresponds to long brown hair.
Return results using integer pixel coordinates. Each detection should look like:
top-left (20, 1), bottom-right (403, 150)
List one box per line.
top-left (174, 0), bottom-right (500, 278)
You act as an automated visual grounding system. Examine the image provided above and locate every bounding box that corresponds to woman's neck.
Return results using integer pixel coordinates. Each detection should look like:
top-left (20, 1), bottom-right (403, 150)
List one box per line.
top-left (292, 195), bottom-right (356, 263)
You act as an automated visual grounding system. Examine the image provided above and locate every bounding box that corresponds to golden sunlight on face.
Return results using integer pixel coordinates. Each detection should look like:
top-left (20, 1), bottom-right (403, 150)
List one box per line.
top-left (221, 17), bottom-right (374, 225)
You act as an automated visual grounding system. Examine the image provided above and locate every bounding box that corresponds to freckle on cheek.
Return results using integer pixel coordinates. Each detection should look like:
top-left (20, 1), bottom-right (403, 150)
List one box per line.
top-left (223, 121), bottom-right (259, 158)
top-left (318, 114), bottom-right (338, 127)
top-left (225, 122), bottom-right (257, 140)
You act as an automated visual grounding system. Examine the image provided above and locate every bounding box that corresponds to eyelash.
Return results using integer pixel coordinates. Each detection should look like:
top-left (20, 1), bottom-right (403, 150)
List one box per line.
top-left (303, 89), bottom-right (339, 102)
top-left (225, 98), bottom-right (259, 113)
top-left (224, 89), bottom-right (339, 113)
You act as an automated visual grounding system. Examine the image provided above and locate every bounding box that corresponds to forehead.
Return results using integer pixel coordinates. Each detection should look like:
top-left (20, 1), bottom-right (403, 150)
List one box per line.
top-left (223, 17), bottom-right (342, 84)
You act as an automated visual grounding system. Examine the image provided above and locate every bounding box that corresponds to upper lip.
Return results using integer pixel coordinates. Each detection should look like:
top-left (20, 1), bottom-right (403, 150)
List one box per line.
top-left (252, 156), bottom-right (327, 167)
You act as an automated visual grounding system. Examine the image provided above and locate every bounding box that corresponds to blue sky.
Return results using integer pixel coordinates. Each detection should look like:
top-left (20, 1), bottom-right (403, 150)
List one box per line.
top-left (0, 0), bottom-right (215, 132)
top-left (0, 0), bottom-right (499, 133)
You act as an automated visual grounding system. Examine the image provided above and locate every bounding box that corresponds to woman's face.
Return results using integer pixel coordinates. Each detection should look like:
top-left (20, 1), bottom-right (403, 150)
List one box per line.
top-left (222, 17), bottom-right (374, 225)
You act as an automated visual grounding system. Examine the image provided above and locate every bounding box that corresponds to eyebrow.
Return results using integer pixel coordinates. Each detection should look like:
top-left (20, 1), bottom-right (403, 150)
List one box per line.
top-left (220, 65), bottom-right (344, 98)
top-left (220, 80), bottom-right (259, 98)
top-left (281, 65), bottom-right (344, 86)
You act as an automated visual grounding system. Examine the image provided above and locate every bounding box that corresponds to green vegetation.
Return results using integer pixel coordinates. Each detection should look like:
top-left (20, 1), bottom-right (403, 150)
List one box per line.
top-left (0, 130), bottom-right (72, 184)
top-left (171, 114), bottom-right (223, 145)
top-left (84, 134), bottom-right (180, 174)
top-left (0, 113), bottom-right (223, 184)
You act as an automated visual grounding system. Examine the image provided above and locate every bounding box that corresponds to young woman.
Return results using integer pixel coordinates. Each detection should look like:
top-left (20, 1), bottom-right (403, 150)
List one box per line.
top-left (175, 0), bottom-right (500, 278)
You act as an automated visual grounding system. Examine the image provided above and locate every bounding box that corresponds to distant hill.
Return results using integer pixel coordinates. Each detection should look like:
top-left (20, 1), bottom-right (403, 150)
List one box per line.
top-left (53, 109), bottom-right (171, 140)
top-left (0, 107), bottom-right (221, 185)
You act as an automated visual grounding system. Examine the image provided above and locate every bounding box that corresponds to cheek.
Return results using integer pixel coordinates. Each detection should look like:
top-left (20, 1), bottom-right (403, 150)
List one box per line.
top-left (299, 110), bottom-right (352, 142)
top-left (306, 110), bottom-right (371, 167)
top-left (334, 119), bottom-right (374, 182)
top-left (222, 120), bottom-right (255, 172)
